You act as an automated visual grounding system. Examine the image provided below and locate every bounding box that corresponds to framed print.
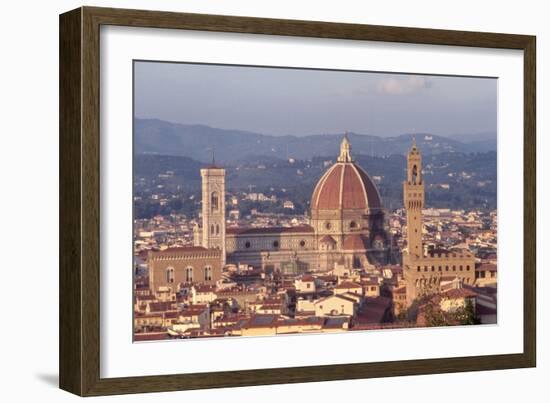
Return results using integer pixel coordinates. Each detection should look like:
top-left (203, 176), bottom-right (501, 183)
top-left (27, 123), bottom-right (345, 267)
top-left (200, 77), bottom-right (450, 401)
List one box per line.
top-left (59, 6), bottom-right (536, 396)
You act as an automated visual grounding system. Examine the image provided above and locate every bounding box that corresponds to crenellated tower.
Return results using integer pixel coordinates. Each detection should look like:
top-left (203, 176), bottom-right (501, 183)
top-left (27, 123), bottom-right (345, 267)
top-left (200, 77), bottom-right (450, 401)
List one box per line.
top-left (403, 139), bottom-right (424, 257)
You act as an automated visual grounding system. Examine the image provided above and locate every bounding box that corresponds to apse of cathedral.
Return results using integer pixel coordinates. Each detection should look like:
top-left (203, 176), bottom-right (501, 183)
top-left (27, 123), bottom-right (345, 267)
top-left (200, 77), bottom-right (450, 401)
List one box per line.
top-left (196, 134), bottom-right (394, 274)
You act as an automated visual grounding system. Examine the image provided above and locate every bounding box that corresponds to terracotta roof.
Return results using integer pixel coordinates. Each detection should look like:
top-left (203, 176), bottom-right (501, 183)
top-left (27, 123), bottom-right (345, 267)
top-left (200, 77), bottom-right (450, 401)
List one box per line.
top-left (149, 246), bottom-right (221, 258)
top-left (355, 296), bottom-right (392, 324)
top-left (316, 294), bottom-right (357, 304)
top-left (226, 225), bottom-right (313, 235)
top-left (335, 281), bottom-right (362, 289)
top-left (442, 288), bottom-right (477, 299)
top-left (193, 284), bottom-right (217, 293)
top-left (343, 234), bottom-right (369, 250)
top-left (133, 332), bottom-right (169, 342)
top-left (241, 314), bottom-right (279, 329)
top-left (147, 302), bottom-right (174, 312)
top-left (179, 308), bottom-right (208, 317)
top-left (159, 246), bottom-right (207, 252)
top-left (311, 161), bottom-right (381, 211)
top-left (361, 277), bottom-right (379, 286)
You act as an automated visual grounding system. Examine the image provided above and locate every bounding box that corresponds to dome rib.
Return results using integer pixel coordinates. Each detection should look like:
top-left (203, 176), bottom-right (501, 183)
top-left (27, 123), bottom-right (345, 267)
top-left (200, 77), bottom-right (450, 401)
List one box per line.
top-left (311, 161), bottom-right (381, 211)
top-left (354, 164), bottom-right (382, 209)
top-left (312, 166), bottom-right (335, 210)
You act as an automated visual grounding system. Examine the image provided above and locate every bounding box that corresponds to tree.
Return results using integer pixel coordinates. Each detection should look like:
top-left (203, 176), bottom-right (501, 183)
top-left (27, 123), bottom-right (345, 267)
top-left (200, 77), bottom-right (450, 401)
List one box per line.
top-left (421, 297), bottom-right (479, 327)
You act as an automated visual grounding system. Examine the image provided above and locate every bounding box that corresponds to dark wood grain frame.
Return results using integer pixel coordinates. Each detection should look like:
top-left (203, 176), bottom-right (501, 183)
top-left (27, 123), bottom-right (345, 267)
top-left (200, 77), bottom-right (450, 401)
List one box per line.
top-left (60, 6), bottom-right (536, 396)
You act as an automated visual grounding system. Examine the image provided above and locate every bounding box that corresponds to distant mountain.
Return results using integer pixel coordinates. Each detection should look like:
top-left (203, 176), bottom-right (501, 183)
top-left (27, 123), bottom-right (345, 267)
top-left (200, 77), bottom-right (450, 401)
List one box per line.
top-left (134, 154), bottom-right (203, 177)
top-left (134, 118), bottom-right (495, 163)
top-left (448, 132), bottom-right (497, 152)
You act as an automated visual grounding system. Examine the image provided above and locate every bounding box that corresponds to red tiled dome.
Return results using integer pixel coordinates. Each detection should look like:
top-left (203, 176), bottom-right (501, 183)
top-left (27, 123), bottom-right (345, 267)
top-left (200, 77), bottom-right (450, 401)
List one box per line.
top-left (311, 162), bottom-right (381, 211)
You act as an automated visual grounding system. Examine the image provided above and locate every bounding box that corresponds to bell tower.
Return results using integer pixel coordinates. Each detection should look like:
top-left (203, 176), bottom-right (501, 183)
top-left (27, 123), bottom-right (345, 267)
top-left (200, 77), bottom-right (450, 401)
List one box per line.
top-left (200, 165), bottom-right (226, 265)
top-left (403, 139), bottom-right (424, 258)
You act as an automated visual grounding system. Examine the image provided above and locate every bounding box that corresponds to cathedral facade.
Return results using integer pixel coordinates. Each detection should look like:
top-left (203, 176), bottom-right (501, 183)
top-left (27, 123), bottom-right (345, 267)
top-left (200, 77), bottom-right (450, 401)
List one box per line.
top-left (195, 135), bottom-right (391, 273)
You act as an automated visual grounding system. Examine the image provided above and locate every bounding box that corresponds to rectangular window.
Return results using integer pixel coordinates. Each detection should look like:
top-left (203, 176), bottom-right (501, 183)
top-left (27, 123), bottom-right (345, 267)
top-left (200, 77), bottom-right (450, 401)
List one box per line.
top-left (204, 267), bottom-right (212, 281)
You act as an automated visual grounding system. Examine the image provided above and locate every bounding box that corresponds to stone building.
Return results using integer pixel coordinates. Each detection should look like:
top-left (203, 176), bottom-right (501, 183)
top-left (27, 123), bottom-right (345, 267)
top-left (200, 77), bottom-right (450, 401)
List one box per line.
top-left (148, 246), bottom-right (222, 296)
top-left (195, 134), bottom-right (392, 273)
top-left (402, 140), bottom-right (475, 304)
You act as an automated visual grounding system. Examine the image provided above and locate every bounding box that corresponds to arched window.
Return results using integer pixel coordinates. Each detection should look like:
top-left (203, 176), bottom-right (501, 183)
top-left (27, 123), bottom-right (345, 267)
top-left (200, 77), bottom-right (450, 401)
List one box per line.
top-left (211, 224), bottom-right (215, 235)
top-left (216, 224), bottom-right (220, 235)
top-left (350, 221), bottom-right (357, 229)
top-left (185, 267), bottom-right (193, 283)
top-left (412, 165), bottom-right (418, 184)
top-left (211, 192), bottom-right (219, 212)
top-left (166, 267), bottom-right (175, 284)
top-left (204, 266), bottom-right (212, 281)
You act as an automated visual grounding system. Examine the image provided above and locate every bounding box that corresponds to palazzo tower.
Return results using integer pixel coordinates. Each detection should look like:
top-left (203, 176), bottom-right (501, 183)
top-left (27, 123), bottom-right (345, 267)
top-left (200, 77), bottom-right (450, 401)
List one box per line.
top-left (403, 139), bottom-right (424, 257)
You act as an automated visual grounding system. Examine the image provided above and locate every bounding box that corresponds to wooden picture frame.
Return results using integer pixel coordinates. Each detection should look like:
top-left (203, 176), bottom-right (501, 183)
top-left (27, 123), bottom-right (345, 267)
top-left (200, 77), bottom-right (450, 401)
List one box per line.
top-left (59, 6), bottom-right (536, 396)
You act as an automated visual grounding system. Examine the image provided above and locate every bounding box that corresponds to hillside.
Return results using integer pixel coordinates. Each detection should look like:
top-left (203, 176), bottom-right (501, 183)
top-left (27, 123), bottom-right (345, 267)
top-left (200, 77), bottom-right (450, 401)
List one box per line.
top-left (134, 150), bottom-right (497, 214)
top-left (134, 118), bottom-right (496, 163)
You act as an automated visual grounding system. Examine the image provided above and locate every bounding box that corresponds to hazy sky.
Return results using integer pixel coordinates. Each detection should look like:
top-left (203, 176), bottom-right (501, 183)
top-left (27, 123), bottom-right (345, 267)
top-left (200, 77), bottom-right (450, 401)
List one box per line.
top-left (134, 61), bottom-right (497, 138)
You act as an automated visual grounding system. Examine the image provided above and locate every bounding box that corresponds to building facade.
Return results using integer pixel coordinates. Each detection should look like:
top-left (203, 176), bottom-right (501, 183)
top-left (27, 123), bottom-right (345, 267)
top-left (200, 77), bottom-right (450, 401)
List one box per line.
top-left (148, 247), bottom-right (222, 296)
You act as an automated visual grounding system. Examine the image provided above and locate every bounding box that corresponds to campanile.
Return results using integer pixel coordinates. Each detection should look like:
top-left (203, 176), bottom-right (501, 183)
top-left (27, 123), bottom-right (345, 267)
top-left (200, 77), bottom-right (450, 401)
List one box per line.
top-left (200, 165), bottom-right (226, 265)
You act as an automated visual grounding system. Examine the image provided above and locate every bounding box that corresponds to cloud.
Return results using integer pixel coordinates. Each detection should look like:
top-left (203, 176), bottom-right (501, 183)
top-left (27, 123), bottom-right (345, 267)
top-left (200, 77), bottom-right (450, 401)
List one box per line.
top-left (376, 76), bottom-right (430, 95)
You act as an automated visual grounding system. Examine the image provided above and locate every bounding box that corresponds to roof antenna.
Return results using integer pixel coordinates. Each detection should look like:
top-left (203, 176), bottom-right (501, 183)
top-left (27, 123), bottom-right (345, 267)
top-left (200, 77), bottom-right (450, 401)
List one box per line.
top-left (211, 145), bottom-right (216, 166)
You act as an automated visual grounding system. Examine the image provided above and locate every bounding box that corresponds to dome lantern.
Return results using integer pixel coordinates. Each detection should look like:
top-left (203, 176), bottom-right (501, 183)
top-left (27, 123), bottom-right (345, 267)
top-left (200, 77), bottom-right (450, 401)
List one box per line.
top-left (337, 132), bottom-right (353, 163)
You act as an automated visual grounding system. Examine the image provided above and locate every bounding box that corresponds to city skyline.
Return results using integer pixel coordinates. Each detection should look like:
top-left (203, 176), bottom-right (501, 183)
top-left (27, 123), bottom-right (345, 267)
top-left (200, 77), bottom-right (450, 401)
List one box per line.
top-left (134, 137), bottom-right (497, 341)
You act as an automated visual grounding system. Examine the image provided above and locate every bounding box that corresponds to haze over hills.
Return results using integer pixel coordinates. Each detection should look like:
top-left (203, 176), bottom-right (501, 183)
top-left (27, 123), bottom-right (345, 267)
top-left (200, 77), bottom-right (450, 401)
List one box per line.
top-left (134, 118), bottom-right (497, 163)
top-left (134, 150), bottom-right (497, 213)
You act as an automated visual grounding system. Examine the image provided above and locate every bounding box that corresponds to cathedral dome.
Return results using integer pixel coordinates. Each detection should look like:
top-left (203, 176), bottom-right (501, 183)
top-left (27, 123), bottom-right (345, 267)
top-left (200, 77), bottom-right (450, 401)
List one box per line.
top-left (311, 135), bottom-right (382, 211)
